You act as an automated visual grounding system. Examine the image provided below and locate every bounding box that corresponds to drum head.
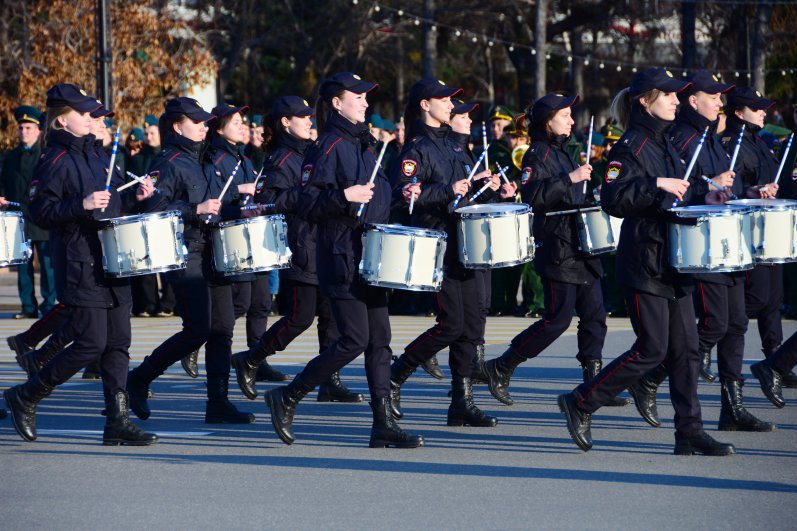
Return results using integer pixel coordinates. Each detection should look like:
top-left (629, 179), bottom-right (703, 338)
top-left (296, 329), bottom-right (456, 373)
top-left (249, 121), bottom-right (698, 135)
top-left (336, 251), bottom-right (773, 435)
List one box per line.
top-left (100, 210), bottom-right (182, 226)
top-left (456, 203), bottom-right (530, 218)
top-left (727, 198), bottom-right (797, 211)
top-left (671, 205), bottom-right (749, 218)
top-left (365, 223), bottom-right (447, 239)
top-left (219, 214), bottom-right (284, 229)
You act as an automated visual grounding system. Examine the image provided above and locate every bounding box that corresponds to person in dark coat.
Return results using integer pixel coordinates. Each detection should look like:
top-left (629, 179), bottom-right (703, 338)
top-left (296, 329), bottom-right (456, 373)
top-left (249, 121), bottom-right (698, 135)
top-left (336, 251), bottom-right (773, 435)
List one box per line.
top-left (0, 105), bottom-right (56, 319)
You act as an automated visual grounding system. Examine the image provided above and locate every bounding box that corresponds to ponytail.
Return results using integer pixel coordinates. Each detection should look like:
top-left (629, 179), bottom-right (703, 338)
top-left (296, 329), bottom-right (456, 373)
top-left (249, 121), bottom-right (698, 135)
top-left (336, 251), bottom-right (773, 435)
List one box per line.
top-left (611, 88), bottom-right (633, 130)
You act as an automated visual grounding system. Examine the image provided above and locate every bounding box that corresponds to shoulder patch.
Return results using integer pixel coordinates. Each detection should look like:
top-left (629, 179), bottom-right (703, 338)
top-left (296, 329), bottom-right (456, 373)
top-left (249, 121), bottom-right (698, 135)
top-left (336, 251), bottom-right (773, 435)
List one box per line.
top-left (255, 179), bottom-right (266, 193)
top-left (401, 159), bottom-right (418, 177)
top-left (792, 167), bottom-right (797, 181)
top-left (521, 167), bottom-right (533, 185)
top-left (148, 170), bottom-right (160, 185)
top-left (605, 161), bottom-right (622, 183)
top-left (301, 164), bottom-right (313, 186)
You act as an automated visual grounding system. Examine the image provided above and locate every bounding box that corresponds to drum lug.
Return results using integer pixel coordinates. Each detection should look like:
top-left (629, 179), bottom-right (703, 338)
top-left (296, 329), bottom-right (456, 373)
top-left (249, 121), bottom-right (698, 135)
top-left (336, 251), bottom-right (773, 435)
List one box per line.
top-left (404, 235), bottom-right (416, 287)
top-left (721, 238), bottom-right (730, 260)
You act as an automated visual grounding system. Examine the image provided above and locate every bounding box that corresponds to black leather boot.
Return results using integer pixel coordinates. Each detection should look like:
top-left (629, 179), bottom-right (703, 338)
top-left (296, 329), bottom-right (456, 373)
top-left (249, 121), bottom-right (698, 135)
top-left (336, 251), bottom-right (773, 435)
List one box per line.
top-left (389, 355), bottom-right (419, 419)
top-left (7, 334), bottom-right (34, 358)
top-left (180, 349), bottom-right (199, 378)
top-left (627, 363), bottom-right (668, 428)
top-left (369, 396), bottom-right (424, 448)
top-left (317, 371), bottom-right (364, 402)
top-left (698, 349), bottom-right (716, 383)
top-left (231, 351), bottom-right (260, 400)
top-left (420, 354), bottom-right (444, 380)
top-left (764, 345), bottom-right (797, 388)
top-left (750, 359), bottom-right (785, 408)
top-left (103, 392), bottom-right (159, 446)
top-left (718, 380), bottom-right (776, 432)
top-left (557, 393), bottom-right (592, 452)
top-left (82, 361), bottom-right (102, 380)
top-left (3, 374), bottom-right (54, 442)
top-left (256, 360), bottom-right (289, 382)
top-left (17, 335), bottom-right (64, 378)
top-left (205, 376), bottom-right (255, 424)
top-left (471, 344), bottom-right (488, 384)
top-left (127, 357), bottom-right (161, 421)
top-left (264, 375), bottom-right (313, 445)
top-left (483, 347), bottom-right (527, 406)
top-left (582, 360), bottom-right (630, 407)
top-left (674, 432), bottom-right (735, 456)
top-left (447, 375), bottom-right (498, 427)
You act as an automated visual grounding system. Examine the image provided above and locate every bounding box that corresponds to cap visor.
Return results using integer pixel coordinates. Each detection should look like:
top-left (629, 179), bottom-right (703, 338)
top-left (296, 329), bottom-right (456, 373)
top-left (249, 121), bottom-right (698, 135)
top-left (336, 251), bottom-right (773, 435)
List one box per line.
top-left (188, 110), bottom-right (215, 122)
top-left (350, 80), bottom-right (379, 94)
top-left (91, 108), bottom-right (115, 118)
top-left (661, 79), bottom-right (692, 93)
top-left (74, 98), bottom-right (104, 113)
top-left (432, 86), bottom-right (464, 99)
top-left (453, 102), bottom-right (479, 114)
top-left (296, 108), bottom-right (314, 117)
top-left (752, 98), bottom-right (776, 111)
top-left (559, 95), bottom-right (580, 109)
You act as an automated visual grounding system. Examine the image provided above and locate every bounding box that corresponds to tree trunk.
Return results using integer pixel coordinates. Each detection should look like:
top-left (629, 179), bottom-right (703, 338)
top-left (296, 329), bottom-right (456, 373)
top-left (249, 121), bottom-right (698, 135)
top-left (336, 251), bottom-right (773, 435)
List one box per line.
top-left (422, 0), bottom-right (436, 78)
top-left (681, 1), bottom-right (696, 70)
top-left (751, 3), bottom-right (770, 92)
top-left (533, 0), bottom-right (547, 99)
top-left (570, 28), bottom-right (585, 127)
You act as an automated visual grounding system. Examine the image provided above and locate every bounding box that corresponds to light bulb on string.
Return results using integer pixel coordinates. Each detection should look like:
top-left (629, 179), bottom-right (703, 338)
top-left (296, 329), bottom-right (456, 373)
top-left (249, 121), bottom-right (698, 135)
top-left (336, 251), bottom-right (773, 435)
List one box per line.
top-left (531, 48), bottom-right (537, 55)
top-left (414, 18), bottom-right (420, 26)
top-left (509, 45), bottom-right (514, 52)
top-left (616, 65), bottom-right (622, 72)
top-left (567, 56), bottom-right (572, 63)
top-left (632, 67), bottom-right (637, 73)
top-left (398, 9), bottom-right (403, 16)
top-left (599, 62), bottom-right (605, 69)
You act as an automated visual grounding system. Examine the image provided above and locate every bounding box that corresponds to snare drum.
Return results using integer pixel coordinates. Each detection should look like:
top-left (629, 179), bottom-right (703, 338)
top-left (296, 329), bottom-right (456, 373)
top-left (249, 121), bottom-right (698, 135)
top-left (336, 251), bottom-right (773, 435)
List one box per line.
top-left (359, 224), bottom-right (446, 292)
top-left (456, 204), bottom-right (533, 269)
top-left (212, 215), bottom-right (291, 275)
top-left (99, 211), bottom-right (188, 277)
top-left (727, 198), bottom-right (797, 263)
top-left (668, 205), bottom-right (754, 272)
top-left (576, 206), bottom-right (622, 255)
top-left (0, 211), bottom-right (32, 267)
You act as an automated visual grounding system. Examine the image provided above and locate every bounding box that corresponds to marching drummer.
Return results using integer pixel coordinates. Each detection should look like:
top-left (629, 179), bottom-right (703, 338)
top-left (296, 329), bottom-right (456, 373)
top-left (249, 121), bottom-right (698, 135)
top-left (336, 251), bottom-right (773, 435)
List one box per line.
top-left (556, 68), bottom-right (734, 455)
top-left (388, 78), bottom-right (510, 428)
top-left (481, 92), bottom-right (629, 408)
top-left (127, 97), bottom-right (255, 425)
top-left (263, 72), bottom-right (423, 448)
top-left (668, 71), bottom-right (775, 432)
top-left (721, 87), bottom-right (797, 389)
top-left (232, 95), bottom-right (362, 403)
top-left (4, 83), bottom-right (157, 446)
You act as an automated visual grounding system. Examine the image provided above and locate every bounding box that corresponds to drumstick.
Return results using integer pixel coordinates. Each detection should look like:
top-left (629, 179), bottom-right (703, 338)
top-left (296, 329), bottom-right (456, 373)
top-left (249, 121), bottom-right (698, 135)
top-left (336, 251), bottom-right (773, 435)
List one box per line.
top-left (672, 126), bottom-right (709, 208)
top-left (700, 175), bottom-right (738, 200)
top-left (497, 164), bottom-right (517, 198)
top-left (471, 165), bottom-right (509, 202)
top-left (117, 172), bottom-right (146, 192)
top-left (773, 132), bottom-right (794, 186)
top-left (482, 122), bottom-right (490, 171)
top-left (4, 201), bottom-right (21, 209)
top-left (356, 141), bottom-right (389, 218)
top-left (452, 149), bottom-right (490, 209)
top-left (728, 124), bottom-right (745, 172)
top-left (582, 116), bottom-right (594, 195)
top-left (205, 160), bottom-right (241, 224)
top-left (243, 166), bottom-right (266, 206)
top-left (408, 176), bottom-right (418, 215)
top-left (100, 129), bottom-right (120, 213)
top-left (240, 203), bottom-right (276, 211)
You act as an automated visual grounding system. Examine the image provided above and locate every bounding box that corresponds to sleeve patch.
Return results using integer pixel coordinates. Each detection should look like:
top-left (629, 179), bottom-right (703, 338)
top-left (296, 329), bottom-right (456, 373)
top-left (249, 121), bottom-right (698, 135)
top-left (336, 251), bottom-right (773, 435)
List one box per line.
top-left (255, 179), bottom-right (265, 193)
top-left (301, 164), bottom-right (313, 186)
top-left (148, 170), bottom-right (160, 185)
top-left (401, 159), bottom-right (418, 177)
top-left (605, 161), bottom-right (622, 183)
top-left (791, 167), bottom-right (797, 181)
top-left (521, 167), bottom-right (533, 185)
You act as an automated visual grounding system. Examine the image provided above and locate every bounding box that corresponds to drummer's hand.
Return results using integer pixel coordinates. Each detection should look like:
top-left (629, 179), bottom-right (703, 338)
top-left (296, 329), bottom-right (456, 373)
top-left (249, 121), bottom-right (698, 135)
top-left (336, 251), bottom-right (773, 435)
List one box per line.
top-left (452, 179), bottom-right (470, 196)
top-left (705, 189), bottom-right (733, 205)
top-left (237, 183), bottom-right (256, 196)
top-left (487, 174), bottom-right (501, 191)
top-left (135, 177), bottom-right (155, 201)
top-left (759, 183), bottom-right (779, 198)
top-left (83, 190), bottom-right (111, 210)
top-left (569, 164), bottom-right (592, 184)
top-left (344, 182), bottom-right (374, 203)
top-left (657, 177), bottom-right (690, 201)
top-left (402, 182), bottom-right (422, 203)
top-left (197, 198), bottom-right (221, 216)
top-left (0, 196), bottom-right (8, 207)
top-left (711, 170), bottom-right (735, 188)
top-left (500, 182), bottom-right (518, 199)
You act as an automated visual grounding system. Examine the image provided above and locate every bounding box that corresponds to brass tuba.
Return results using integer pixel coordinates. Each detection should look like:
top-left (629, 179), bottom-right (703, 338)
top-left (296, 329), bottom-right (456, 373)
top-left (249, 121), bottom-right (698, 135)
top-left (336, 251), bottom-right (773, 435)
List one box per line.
top-left (511, 144), bottom-right (529, 170)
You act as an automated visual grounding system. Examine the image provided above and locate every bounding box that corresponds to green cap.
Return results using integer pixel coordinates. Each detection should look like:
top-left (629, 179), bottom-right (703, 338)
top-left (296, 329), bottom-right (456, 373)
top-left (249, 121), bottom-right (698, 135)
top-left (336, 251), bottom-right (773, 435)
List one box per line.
top-left (601, 123), bottom-right (624, 141)
top-left (144, 114), bottom-right (159, 127)
top-left (14, 105), bottom-right (43, 125)
top-left (488, 104), bottom-right (514, 122)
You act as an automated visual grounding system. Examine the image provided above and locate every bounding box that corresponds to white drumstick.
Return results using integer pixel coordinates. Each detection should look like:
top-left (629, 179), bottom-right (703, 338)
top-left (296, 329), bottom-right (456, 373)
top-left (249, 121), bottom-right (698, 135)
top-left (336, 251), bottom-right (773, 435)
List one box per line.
top-left (117, 172), bottom-right (147, 192)
top-left (205, 160), bottom-right (241, 224)
top-left (408, 176), bottom-right (418, 215)
top-left (672, 126), bottom-right (709, 208)
top-left (582, 116), bottom-right (594, 195)
top-left (728, 124), bottom-right (745, 172)
top-left (100, 129), bottom-right (120, 213)
top-left (356, 142), bottom-right (389, 218)
top-left (773, 132), bottom-right (794, 186)
top-left (452, 149), bottom-right (490, 209)
top-left (482, 121), bottom-right (490, 171)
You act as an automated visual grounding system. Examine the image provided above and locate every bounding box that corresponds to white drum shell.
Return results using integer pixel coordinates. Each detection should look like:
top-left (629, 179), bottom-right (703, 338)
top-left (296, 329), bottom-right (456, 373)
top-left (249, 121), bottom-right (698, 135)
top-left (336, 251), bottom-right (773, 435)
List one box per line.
top-left (668, 206), bottom-right (754, 272)
top-left (359, 224), bottom-right (446, 292)
top-left (727, 199), bottom-right (797, 263)
top-left (578, 207), bottom-right (622, 255)
top-left (0, 212), bottom-right (32, 267)
top-left (99, 211), bottom-right (187, 277)
top-left (456, 204), bottom-right (534, 269)
top-left (212, 215), bottom-right (291, 275)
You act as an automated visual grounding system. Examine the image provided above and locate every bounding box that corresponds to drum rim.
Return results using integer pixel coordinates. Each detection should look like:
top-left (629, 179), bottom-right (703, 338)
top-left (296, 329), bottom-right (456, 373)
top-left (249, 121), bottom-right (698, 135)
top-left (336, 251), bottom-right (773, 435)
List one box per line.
top-left (100, 210), bottom-right (183, 225)
top-left (726, 199), bottom-right (797, 210)
top-left (104, 261), bottom-right (187, 277)
top-left (217, 261), bottom-right (291, 276)
top-left (218, 214), bottom-right (285, 228)
top-left (456, 203), bottom-right (531, 218)
top-left (364, 223), bottom-right (447, 239)
top-left (461, 256), bottom-right (533, 269)
top-left (0, 211), bottom-right (24, 218)
top-left (360, 277), bottom-right (442, 292)
top-left (671, 205), bottom-right (752, 217)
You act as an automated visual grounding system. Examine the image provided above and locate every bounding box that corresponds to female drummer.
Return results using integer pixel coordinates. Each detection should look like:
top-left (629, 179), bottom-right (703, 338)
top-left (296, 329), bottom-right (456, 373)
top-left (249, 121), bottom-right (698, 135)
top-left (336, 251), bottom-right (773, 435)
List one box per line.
top-left (481, 93), bottom-right (628, 408)
top-left (232, 95), bottom-right (362, 403)
top-left (556, 68), bottom-right (734, 455)
top-left (668, 71), bottom-right (774, 432)
top-left (388, 78), bottom-right (512, 428)
top-left (4, 83), bottom-right (157, 446)
top-left (264, 72), bottom-right (423, 448)
top-left (722, 87), bottom-right (797, 389)
top-left (126, 97), bottom-right (254, 425)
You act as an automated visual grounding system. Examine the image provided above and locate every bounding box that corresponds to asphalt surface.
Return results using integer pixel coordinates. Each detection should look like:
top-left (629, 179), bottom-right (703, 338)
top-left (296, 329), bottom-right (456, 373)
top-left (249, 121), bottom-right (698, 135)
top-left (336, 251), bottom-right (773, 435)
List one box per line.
top-left (0, 314), bottom-right (795, 530)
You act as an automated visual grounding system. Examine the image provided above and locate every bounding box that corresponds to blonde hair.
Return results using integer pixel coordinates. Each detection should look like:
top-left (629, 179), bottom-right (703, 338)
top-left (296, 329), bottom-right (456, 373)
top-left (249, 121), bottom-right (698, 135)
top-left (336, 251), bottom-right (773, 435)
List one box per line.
top-left (611, 88), bottom-right (662, 129)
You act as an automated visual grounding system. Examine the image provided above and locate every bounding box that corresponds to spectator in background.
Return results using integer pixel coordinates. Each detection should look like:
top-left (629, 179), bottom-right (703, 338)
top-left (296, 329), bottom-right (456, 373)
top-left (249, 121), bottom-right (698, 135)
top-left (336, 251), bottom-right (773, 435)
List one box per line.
top-left (0, 106), bottom-right (56, 319)
top-left (129, 114), bottom-right (161, 177)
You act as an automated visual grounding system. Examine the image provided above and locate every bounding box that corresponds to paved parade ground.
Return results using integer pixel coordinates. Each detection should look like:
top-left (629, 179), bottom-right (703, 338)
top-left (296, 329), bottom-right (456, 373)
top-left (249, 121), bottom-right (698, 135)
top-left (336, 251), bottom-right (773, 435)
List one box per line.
top-left (0, 315), bottom-right (795, 530)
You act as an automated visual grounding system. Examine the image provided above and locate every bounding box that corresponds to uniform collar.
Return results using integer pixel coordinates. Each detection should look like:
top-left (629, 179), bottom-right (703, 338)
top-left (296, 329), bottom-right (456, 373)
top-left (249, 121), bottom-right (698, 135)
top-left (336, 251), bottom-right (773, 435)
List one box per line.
top-left (630, 104), bottom-right (673, 143)
top-left (448, 130), bottom-right (470, 148)
top-left (211, 135), bottom-right (240, 158)
top-left (678, 104), bottom-right (718, 135)
top-left (418, 122), bottom-right (450, 141)
top-left (48, 129), bottom-right (96, 153)
top-left (277, 130), bottom-right (309, 155)
top-left (530, 127), bottom-right (568, 148)
top-left (164, 131), bottom-right (203, 160)
top-left (727, 113), bottom-right (762, 135)
top-left (326, 111), bottom-right (373, 147)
